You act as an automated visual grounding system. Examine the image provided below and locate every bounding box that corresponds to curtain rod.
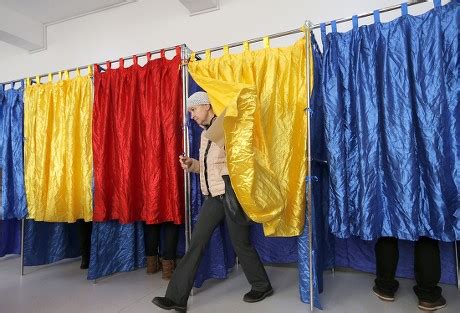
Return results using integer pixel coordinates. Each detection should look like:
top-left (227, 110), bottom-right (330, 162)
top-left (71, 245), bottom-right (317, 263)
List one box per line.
top-left (311, 0), bottom-right (429, 29)
top-left (194, 0), bottom-right (431, 55)
top-left (194, 28), bottom-right (304, 55)
top-left (1, 0), bottom-right (436, 84)
top-left (1, 44), bottom-right (186, 87)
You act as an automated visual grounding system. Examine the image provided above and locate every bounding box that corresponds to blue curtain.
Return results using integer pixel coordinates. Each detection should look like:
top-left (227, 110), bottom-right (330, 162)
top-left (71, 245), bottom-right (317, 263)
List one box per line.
top-left (0, 84), bottom-right (26, 257)
top-left (322, 1), bottom-right (460, 241)
top-left (87, 221), bottom-right (185, 280)
top-left (0, 84), bottom-right (27, 220)
top-left (0, 219), bottom-right (20, 256)
top-left (88, 221), bottom-right (145, 279)
top-left (251, 224), bottom-right (298, 263)
top-left (23, 220), bottom-right (80, 265)
top-left (298, 165), bottom-right (328, 309)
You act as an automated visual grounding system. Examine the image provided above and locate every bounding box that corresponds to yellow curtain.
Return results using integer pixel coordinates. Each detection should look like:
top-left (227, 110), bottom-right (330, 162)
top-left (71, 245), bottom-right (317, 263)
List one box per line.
top-left (24, 73), bottom-right (93, 222)
top-left (189, 35), bottom-right (314, 236)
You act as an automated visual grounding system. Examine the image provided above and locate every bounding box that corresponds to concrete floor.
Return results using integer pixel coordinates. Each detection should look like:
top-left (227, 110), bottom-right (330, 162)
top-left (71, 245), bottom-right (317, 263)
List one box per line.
top-left (0, 255), bottom-right (458, 313)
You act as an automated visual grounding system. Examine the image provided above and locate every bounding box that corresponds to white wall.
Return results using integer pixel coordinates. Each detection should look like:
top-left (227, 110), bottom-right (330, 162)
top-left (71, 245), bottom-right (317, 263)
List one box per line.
top-left (0, 0), bottom-right (444, 83)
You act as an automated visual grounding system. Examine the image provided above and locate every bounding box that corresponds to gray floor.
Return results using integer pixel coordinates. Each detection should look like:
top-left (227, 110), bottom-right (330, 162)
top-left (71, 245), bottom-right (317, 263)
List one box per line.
top-left (0, 255), bottom-right (458, 313)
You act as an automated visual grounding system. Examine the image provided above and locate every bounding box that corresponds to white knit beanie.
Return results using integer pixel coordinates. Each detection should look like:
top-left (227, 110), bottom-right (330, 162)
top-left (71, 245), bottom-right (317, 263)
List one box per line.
top-left (187, 91), bottom-right (210, 108)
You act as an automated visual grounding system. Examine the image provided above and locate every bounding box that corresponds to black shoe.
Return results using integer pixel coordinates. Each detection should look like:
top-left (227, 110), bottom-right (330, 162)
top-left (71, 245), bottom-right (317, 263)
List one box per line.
top-left (152, 297), bottom-right (186, 312)
top-left (418, 295), bottom-right (446, 311)
top-left (373, 285), bottom-right (395, 302)
top-left (243, 288), bottom-right (274, 303)
top-left (80, 258), bottom-right (89, 270)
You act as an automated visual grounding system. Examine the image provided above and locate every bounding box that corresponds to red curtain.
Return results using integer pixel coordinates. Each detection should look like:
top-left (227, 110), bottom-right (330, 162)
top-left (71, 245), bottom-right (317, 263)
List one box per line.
top-left (93, 47), bottom-right (184, 224)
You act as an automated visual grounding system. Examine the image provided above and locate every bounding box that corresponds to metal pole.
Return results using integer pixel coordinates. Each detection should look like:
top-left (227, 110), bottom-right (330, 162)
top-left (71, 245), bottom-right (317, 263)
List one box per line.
top-left (182, 45), bottom-right (195, 298)
top-left (181, 44), bottom-right (192, 251)
top-left (304, 21), bottom-right (314, 312)
top-left (20, 219), bottom-right (25, 276)
top-left (455, 241), bottom-right (459, 290)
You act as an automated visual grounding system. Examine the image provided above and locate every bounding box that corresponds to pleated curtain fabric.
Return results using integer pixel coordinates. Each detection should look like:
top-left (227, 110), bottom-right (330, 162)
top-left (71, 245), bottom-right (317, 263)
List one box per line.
top-left (24, 74), bottom-right (93, 222)
top-left (92, 48), bottom-right (184, 225)
top-left (188, 36), bottom-right (314, 237)
top-left (0, 219), bottom-right (21, 257)
top-left (0, 84), bottom-right (27, 220)
top-left (321, 1), bottom-right (460, 241)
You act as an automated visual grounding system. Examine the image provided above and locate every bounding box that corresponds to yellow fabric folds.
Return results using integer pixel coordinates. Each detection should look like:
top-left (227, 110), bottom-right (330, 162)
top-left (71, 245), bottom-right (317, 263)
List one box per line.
top-left (24, 75), bottom-right (93, 222)
top-left (189, 36), bottom-right (313, 236)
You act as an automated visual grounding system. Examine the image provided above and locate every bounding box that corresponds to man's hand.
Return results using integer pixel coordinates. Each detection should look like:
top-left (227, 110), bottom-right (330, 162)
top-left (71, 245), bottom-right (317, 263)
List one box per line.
top-left (179, 155), bottom-right (194, 170)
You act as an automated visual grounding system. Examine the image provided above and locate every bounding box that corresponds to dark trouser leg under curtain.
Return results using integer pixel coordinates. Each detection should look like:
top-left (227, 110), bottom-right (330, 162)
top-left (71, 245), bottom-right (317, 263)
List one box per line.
top-left (144, 223), bottom-right (161, 274)
top-left (161, 222), bottom-right (179, 260)
top-left (144, 222), bottom-right (180, 259)
top-left (224, 209), bottom-right (271, 292)
top-left (165, 196), bottom-right (226, 306)
top-left (413, 236), bottom-right (442, 302)
top-left (375, 236), bottom-right (399, 294)
top-left (144, 223), bottom-right (160, 257)
top-left (77, 220), bottom-right (92, 268)
top-left (159, 222), bottom-right (180, 280)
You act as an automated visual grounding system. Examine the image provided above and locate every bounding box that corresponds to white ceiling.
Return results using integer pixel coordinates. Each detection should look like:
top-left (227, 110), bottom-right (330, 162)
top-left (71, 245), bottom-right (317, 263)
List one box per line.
top-left (180, 0), bottom-right (219, 16)
top-left (0, 0), bottom-right (136, 52)
top-left (0, 0), bottom-right (219, 52)
top-left (0, 0), bottom-right (130, 24)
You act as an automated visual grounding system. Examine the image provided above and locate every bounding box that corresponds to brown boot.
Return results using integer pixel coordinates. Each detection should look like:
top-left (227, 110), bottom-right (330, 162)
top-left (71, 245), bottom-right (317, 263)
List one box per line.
top-left (146, 256), bottom-right (160, 274)
top-left (161, 259), bottom-right (175, 280)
